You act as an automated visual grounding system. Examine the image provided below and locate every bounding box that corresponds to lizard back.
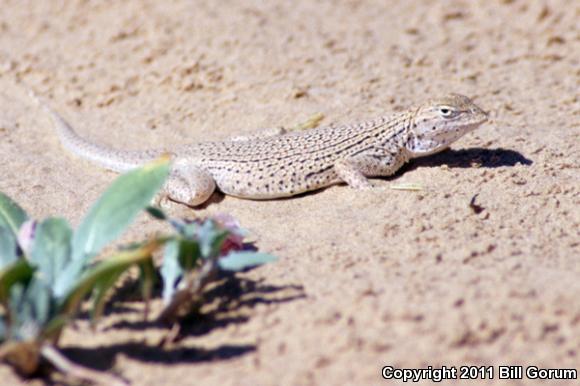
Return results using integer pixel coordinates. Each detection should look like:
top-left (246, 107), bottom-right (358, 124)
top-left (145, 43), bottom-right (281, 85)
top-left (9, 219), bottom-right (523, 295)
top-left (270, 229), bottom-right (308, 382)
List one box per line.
top-left (180, 112), bottom-right (412, 198)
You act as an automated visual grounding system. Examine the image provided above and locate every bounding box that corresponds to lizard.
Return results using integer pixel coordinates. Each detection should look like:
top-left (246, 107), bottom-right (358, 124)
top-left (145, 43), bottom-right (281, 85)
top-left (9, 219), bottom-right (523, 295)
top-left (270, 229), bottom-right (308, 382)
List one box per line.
top-left (34, 92), bottom-right (488, 207)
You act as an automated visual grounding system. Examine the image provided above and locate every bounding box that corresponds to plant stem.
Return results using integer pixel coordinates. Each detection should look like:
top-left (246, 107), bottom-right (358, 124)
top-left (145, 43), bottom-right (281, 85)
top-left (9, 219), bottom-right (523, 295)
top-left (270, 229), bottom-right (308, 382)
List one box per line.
top-left (157, 255), bottom-right (219, 324)
top-left (40, 344), bottom-right (128, 386)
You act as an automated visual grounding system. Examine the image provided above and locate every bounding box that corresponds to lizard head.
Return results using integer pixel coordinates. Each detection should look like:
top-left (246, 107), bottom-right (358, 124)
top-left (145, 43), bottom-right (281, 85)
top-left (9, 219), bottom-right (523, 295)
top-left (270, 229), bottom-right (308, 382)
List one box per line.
top-left (406, 94), bottom-right (488, 157)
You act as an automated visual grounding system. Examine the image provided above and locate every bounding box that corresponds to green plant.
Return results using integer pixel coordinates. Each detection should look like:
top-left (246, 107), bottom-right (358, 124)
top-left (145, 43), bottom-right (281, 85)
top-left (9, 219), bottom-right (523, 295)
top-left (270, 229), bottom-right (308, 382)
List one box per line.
top-left (0, 158), bottom-right (277, 384)
top-left (156, 212), bottom-right (276, 326)
top-left (0, 158), bottom-right (169, 384)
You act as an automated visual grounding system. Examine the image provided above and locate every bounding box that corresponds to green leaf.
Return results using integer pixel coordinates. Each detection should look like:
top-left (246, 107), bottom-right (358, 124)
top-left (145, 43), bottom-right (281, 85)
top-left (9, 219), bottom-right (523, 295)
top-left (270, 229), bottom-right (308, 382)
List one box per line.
top-left (178, 239), bottom-right (201, 271)
top-left (89, 267), bottom-right (125, 323)
top-left (52, 259), bottom-right (84, 300)
top-left (210, 232), bottom-right (230, 258)
top-left (160, 239), bottom-right (182, 304)
top-left (7, 281), bottom-right (42, 341)
top-left (29, 218), bottom-right (72, 289)
top-left (0, 226), bottom-right (17, 269)
top-left (8, 278), bottom-right (52, 341)
top-left (62, 240), bottom-right (160, 320)
top-left (0, 317), bottom-right (6, 341)
top-left (196, 220), bottom-right (216, 258)
top-left (178, 220), bottom-right (197, 237)
top-left (27, 279), bottom-right (52, 327)
top-left (218, 251), bottom-right (277, 271)
top-left (0, 260), bottom-right (34, 304)
top-left (40, 315), bottom-right (68, 341)
top-left (145, 206), bottom-right (167, 220)
top-left (137, 258), bottom-right (156, 318)
top-left (72, 158), bottom-right (170, 262)
top-left (197, 220), bottom-right (228, 258)
top-left (0, 192), bottom-right (28, 237)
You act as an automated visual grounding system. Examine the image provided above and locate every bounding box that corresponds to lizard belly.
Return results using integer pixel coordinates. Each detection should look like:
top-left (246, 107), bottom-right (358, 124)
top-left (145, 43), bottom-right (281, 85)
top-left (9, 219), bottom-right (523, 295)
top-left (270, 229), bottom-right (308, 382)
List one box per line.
top-left (211, 167), bottom-right (340, 199)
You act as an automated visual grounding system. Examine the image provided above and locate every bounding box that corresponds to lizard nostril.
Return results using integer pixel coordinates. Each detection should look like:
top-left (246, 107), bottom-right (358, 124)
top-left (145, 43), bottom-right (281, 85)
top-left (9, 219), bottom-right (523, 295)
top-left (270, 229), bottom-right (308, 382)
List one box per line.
top-left (472, 107), bottom-right (488, 120)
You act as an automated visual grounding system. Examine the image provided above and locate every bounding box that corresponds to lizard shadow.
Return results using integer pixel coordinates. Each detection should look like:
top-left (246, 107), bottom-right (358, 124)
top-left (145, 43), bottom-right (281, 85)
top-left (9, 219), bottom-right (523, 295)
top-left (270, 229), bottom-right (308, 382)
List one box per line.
top-left (60, 342), bottom-right (256, 372)
top-left (191, 190), bottom-right (225, 209)
top-left (405, 147), bottom-right (532, 171)
top-left (62, 275), bottom-right (305, 371)
top-left (271, 147), bottom-right (532, 201)
top-left (106, 274), bottom-right (305, 334)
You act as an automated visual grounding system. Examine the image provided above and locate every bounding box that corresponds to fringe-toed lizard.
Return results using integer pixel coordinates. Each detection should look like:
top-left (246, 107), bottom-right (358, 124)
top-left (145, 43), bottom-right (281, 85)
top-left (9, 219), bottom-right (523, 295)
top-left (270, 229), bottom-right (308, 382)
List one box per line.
top-left (35, 93), bottom-right (488, 206)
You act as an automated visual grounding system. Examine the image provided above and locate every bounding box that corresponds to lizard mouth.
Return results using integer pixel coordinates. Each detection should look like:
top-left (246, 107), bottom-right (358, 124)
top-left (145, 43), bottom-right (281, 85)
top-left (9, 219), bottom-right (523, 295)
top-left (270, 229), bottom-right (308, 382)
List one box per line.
top-left (434, 120), bottom-right (485, 145)
top-left (408, 118), bottom-right (487, 157)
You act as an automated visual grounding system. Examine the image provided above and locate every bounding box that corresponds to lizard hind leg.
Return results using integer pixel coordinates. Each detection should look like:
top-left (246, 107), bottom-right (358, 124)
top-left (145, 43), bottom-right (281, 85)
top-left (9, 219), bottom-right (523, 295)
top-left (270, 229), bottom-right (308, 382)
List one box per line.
top-left (160, 162), bottom-right (216, 207)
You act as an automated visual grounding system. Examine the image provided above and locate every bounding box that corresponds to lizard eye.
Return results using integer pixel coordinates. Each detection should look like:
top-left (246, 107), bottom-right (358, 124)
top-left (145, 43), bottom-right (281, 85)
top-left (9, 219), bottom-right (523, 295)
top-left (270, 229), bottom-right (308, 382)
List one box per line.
top-left (438, 106), bottom-right (457, 118)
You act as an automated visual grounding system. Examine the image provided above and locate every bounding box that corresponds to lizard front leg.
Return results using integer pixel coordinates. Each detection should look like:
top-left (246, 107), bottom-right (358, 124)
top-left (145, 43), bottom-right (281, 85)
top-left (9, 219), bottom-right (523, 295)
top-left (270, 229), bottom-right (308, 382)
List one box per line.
top-left (334, 151), bottom-right (407, 189)
top-left (334, 158), bottom-right (374, 189)
top-left (158, 160), bottom-right (216, 207)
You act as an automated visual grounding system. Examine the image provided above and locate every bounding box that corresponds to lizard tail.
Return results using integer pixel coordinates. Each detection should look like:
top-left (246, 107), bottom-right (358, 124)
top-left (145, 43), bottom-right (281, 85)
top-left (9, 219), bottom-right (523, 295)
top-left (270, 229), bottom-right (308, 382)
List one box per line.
top-left (28, 88), bottom-right (163, 172)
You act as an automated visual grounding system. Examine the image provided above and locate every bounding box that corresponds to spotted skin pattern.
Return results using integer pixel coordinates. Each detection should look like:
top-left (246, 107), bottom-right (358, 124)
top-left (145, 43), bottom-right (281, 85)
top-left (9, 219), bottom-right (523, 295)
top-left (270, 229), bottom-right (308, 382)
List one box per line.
top-left (35, 93), bottom-right (488, 206)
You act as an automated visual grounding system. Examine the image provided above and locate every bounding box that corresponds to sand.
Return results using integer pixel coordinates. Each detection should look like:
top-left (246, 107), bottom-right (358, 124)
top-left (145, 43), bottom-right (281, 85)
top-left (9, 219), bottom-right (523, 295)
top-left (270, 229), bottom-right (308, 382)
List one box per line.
top-left (0, 1), bottom-right (578, 385)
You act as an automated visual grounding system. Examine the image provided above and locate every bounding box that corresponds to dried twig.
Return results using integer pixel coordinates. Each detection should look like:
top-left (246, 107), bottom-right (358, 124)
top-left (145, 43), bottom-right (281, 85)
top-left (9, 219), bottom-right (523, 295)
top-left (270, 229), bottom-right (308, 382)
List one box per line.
top-left (40, 344), bottom-right (128, 386)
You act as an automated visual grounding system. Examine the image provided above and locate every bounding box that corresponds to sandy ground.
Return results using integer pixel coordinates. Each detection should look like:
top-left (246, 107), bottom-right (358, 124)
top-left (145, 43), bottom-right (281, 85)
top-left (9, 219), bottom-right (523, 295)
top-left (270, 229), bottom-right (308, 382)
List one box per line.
top-left (0, 0), bottom-right (579, 385)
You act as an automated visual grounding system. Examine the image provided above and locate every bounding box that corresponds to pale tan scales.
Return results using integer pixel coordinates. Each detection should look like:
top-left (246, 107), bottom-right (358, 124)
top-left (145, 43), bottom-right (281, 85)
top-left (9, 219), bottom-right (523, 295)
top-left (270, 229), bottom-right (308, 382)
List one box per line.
top-left (33, 93), bottom-right (488, 206)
